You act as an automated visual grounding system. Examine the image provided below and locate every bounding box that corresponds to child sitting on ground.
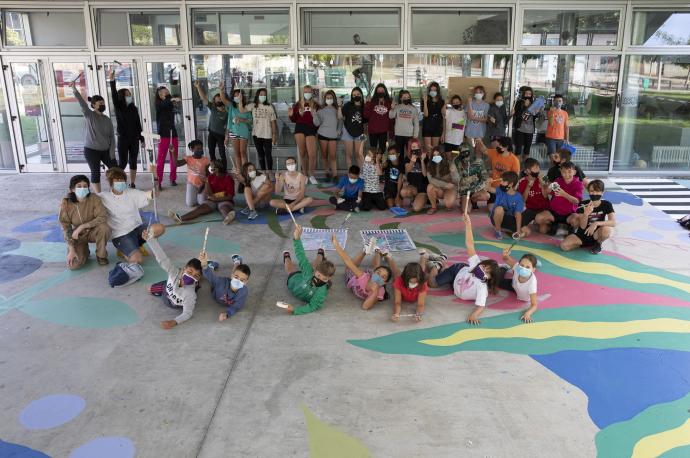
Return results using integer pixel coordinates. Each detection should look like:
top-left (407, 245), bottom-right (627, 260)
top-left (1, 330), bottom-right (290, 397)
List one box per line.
top-left (476, 137), bottom-right (520, 211)
top-left (489, 171), bottom-right (529, 239)
top-left (382, 145), bottom-right (404, 208)
top-left (500, 247), bottom-right (539, 322)
top-left (425, 214), bottom-right (500, 325)
top-left (269, 156), bottom-right (314, 214)
top-left (392, 262), bottom-right (428, 323)
top-left (198, 252), bottom-right (251, 321)
top-left (360, 149), bottom-right (387, 211)
top-left (144, 224), bottom-right (202, 329)
top-left (235, 162), bottom-right (273, 220)
top-left (560, 179), bottom-right (616, 254)
top-left (534, 161), bottom-right (584, 236)
top-left (426, 148), bottom-right (459, 214)
top-left (175, 139), bottom-right (210, 207)
top-left (332, 234), bottom-right (398, 310)
top-left (280, 224), bottom-right (336, 314)
top-left (169, 160), bottom-right (236, 225)
top-left (546, 148), bottom-right (588, 186)
top-left (329, 165), bottom-right (364, 212)
top-left (518, 158), bottom-right (550, 231)
top-left (401, 139), bottom-right (429, 212)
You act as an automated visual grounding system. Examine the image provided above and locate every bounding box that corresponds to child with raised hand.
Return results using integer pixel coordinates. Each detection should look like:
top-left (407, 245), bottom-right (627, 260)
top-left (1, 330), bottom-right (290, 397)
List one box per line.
top-left (280, 224), bottom-right (336, 315)
top-left (560, 179), bottom-right (616, 254)
top-left (489, 171), bottom-right (528, 239)
top-left (360, 149), bottom-right (387, 211)
top-left (198, 251), bottom-right (251, 322)
top-left (269, 156), bottom-right (314, 214)
top-left (329, 165), bottom-right (364, 212)
top-left (332, 234), bottom-right (398, 310)
top-left (500, 247), bottom-right (539, 323)
top-left (392, 262), bottom-right (428, 323)
top-left (144, 224), bottom-right (202, 329)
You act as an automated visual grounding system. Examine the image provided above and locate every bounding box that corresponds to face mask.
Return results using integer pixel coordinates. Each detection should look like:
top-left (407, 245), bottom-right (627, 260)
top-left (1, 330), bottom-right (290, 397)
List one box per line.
top-left (248, 171), bottom-right (257, 179)
top-left (402, 99), bottom-right (411, 105)
top-left (499, 185), bottom-right (509, 192)
top-left (471, 265), bottom-right (487, 283)
top-left (589, 194), bottom-right (602, 201)
top-left (352, 96), bottom-right (361, 102)
top-left (233, 96), bottom-right (241, 104)
top-left (530, 171), bottom-right (540, 178)
top-left (408, 282), bottom-right (418, 289)
top-left (376, 91), bottom-right (384, 96)
top-left (286, 164), bottom-right (297, 172)
top-left (325, 98), bottom-right (334, 106)
top-left (555, 102), bottom-right (563, 108)
top-left (474, 93), bottom-right (484, 100)
top-left (432, 155), bottom-right (443, 164)
top-left (388, 154), bottom-right (397, 161)
top-left (411, 149), bottom-right (421, 156)
top-left (125, 96), bottom-right (133, 105)
top-left (74, 188), bottom-right (89, 199)
top-left (182, 273), bottom-right (196, 286)
top-left (97, 105), bottom-right (106, 113)
top-left (113, 182), bottom-right (127, 193)
top-left (365, 156), bottom-right (372, 163)
top-left (216, 101), bottom-right (224, 108)
top-left (258, 95), bottom-right (267, 103)
top-left (452, 104), bottom-right (461, 110)
top-left (429, 90), bottom-right (437, 97)
top-left (348, 177), bottom-right (358, 184)
top-left (311, 276), bottom-right (327, 287)
top-left (303, 93), bottom-right (312, 100)
top-left (192, 150), bottom-right (204, 158)
top-left (230, 278), bottom-right (244, 290)
top-left (371, 273), bottom-right (385, 286)
top-left (516, 265), bottom-right (532, 278)
top-left (495, 100), bottom-right (504, 107)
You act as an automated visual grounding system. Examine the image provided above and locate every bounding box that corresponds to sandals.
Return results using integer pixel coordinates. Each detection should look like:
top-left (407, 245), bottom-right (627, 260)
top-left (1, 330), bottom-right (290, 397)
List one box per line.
top-left (427, 207), bottom-right (438, 215)
top-left (391, 313), bottom-right (400, 323)
top-left (317, 248), bottom-right (326, 259)
top-left (283, 251), bottom-right (291, 262)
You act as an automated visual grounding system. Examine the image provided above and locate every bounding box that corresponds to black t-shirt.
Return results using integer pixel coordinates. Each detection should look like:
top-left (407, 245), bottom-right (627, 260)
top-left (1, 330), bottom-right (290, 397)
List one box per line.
top-left (383, 162), bottom-right (404, 187)
top-left (547, 164), bottom-right (586, 183)
top-left (576, 199), bottom-right (614, 225)
top-left (403, 156), bottom-right (429, 193)
top-left (342, 102), bottom-right (365, 137)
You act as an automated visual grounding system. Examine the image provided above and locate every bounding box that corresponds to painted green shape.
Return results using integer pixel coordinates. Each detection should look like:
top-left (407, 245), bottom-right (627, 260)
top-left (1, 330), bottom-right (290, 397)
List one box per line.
top-left (267, 211), bottom-right (287, 238)
top-left (430, 233), bottom-right (690, 302)
top-left (348, 304), bottom-right (690, 357)
top-left (413, 241), bottom-right (441, 255)
top-left (163, 225), bottom-right (241, 254)
top-left (6, 242), bottom-right (67, 263)
top-left (660, 446), bottom-right (690, 458)
top-left (379, 222), bottom-right (400, 230)
top-left (311, 215), bottom-right (329, 229)
top-left (302, 405), bottom-right (371, 458)
top-left (21, 296), bottom-right (138, 328)
top-left (596, 392), bottom-right (690, 458)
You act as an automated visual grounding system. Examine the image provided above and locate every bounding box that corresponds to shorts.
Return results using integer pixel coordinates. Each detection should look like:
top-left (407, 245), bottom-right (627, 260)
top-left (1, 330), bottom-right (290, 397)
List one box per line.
top-left (549, 210), bottom-right (571, 225)
top-left (522, 208), bottom-right (544, 226)
top-left (488, 192), bottom-right (496, 204)
top-left (112, 224), bottom-right (146, 257)
top-left (422, 125), bottom-right (443, 138)
top-left (435, 262), bottom-right (467, 287)
top-left (384, 182), bottom-right (399, 200)
top-left (490, 211), bottom-right (517, 232)
top-left (228, 132), bottom-right (249, 141)
top-left (341, 127), bottom-right (362, 142)
top-left (284, 198), bottom-right (296, 205)
top-left (444, 143), bottom-right (461, 153)
top-left (318, 134), bottom-right (338, 142)
top-left (287, 270), bottom-right (303, 286)
top-left (295, 123), bottom-right (317, 136)
top-left (573, 228), bottom-right (597, 246)
top-left (205, 199), bottom-right (235, 211)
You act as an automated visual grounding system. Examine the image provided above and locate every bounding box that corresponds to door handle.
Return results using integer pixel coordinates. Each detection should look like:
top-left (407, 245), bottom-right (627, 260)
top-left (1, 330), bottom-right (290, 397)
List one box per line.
top-left (11, 115), bottom-right (17, 121)
top-left (185, 115), bottom-right (191, 121)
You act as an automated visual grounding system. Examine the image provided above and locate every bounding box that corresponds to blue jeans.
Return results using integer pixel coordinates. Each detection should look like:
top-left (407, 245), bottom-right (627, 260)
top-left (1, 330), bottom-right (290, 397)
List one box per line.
top-left (112, 224), bottom-right (146, 256)
top-left (545, 138), bottom-right (565, 155)
top-left (435, 262), bottom-right (467, 287)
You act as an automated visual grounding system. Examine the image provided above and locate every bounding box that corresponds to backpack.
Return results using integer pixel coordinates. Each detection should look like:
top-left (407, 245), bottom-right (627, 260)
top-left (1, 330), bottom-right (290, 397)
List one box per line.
top-left (108, 262), bottom-right (145, 288)
top-left (678, 215), bottom-right (690, 230)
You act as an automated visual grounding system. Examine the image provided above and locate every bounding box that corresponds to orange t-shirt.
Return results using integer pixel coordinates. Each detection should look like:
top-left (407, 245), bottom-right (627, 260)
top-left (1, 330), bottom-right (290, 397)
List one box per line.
top-left (486, 148), bottom-right (520, 186)
top-left (185, 156), bottom-right (210, 188)
top-left (546, 109), bottom-right (568, 140)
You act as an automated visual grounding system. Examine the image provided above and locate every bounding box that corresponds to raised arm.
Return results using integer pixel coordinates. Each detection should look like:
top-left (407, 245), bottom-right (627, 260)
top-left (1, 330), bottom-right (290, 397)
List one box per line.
top-left (193, 80), bottom-right (209, 105)
top-left (143, 233), bottom-right (177, 276)
top-left (464, 213), bottom-right (477, 257)
top-left (332, 234), bottom-right (364, 278)
top-left (70, 82), bottom-right (90, 115)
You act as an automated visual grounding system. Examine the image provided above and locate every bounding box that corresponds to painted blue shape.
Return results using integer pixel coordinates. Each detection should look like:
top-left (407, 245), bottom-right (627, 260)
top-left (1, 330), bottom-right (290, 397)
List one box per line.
top-left (139, 210), bottom-right (159, 224)
top-left (613, 214), bottom-right (635, 223)
top-left (602, 191), bottom-right (642, 206)
top-left (532, 348), bottom-right (690, 429)
top-left (0, 440), bottom-right (51, 458)
top-left (678, 232), bottom-right (690, 244)
top-left (0, 237), bottom-right (21, 253)
top-left (0, 255), bottom-right (43, 283)
top-left (650, 219), bottom-right (681, 231)
top-left (12, 215), bottom-right (64, 242)
top-left (19, 394), bottom-right (85, 430)
top-left (236, 205), bottom-right (315, 225)
top-left (70, 437), bottom-right (135, 458)
top-left (630, 230), bottom-right (664, 241)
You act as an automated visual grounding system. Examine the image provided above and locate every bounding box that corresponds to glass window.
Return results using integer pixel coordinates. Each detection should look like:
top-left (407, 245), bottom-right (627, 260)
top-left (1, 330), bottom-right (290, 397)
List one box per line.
top-left (0, 73), bottom-right (16, 169)
top-left (2, 10), bottom-right (85, 47)
top-left (632, 11), bottom-right (690, 47)
top-left (96, 10), bottom-right (181, 47)
top-left (300, 8), bottom-right (400, 47)
top-left (516, 54), bottom-right (620, 171)
top-left (190, 54), bottom-right (295, 150)
top-left (97, 10), bottom-right (129, 46)
top-left (192, 9), bottom-right (290, 46)
top-left (614, 55), bottom-right (690, 171)
top-left (52, 62), bottom-right (88, 165)
top-left (411, 9), bottom-right (510, 47)
top-left (522, 10), bottom-right (619, 46)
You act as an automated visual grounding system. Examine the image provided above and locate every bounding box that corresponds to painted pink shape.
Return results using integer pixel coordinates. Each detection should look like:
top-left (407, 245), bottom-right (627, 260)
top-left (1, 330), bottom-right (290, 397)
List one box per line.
top-left (369, 212), bottom-right (459, 226)
top-left (428, 289), bottom-right (454, 297)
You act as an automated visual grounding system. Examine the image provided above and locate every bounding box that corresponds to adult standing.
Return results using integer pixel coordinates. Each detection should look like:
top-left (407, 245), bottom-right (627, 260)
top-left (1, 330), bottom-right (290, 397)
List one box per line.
top-left (70, 81), bottom-right (115, 194)
top-left (248, 88), bottom-right (278, 174)
top-left (59, 175), bottom-right (111, 269)
top-left (155, 86), bottom-right (181, 190)
top-left (422, 82), bottom-right (445, 151)
top-left (193, 80), bottom-right (228, 170)
top-left (289, 85), bottom-right (319, 184)
top-left (364, 83), bottom-right (392, 154)
top-left (313, 90), bottom-right (340, 182)
top-left (221, 84), bottom-right (252, 169)
top-left (108, 69), bottom-right (144, 188)
top-left (340, 87), bottom-right (366, 169)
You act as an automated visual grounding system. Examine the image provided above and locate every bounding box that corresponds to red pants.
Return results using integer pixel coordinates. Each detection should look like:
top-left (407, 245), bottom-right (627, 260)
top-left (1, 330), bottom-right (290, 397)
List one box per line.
top-left (157, 137), bottom-right (179, 183)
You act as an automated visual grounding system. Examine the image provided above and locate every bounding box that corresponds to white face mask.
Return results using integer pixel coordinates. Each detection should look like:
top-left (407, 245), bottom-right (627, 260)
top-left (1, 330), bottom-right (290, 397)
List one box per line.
top-left (474, 93), bottom-right (484, 100)
top-left (429, 90), bottom-right (437, 97)
top-left (248, 170), bottom-right (257, 179)
top-left (388, 154), bottom-right (397, 161)
top-left (325, 98), bottom-right (334, 106)
top-left (230, 278), bottom-right (244, 290)
top-left (408, 282), bottom-right (418, 289)
top-left (286, 164), bottom-right (297, 172)
top-left (364, 156), bottom-right (372, 163)
top-left (258, 95), bottom-right (267, 103)
top-left (495, 100), bottom-right (504, 107)
top-left (125, 96), bottom-right (133, 105)
top-left (233, 96), bottom-right (241, 104)
top-left (303, 93), bottom-right (312, 100)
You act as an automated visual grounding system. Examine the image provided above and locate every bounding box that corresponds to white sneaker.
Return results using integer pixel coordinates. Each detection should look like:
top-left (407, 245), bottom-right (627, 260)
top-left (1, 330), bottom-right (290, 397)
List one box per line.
top-left (364, 237), bottom-right (377, 255)
top-left (309, 175), bottom-right (318, 185)
top-left (167, 209), bottom-right (182, 225)
top-left (223, 211), bottom-right (236, 225)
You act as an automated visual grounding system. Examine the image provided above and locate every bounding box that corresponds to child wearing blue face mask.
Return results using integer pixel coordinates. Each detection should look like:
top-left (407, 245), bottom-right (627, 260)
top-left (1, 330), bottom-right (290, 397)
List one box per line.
top-left (500, 248), bottom-right (539, 323)
top-left (144, 224), bottom-right (203, 329)
top-left (198, 251), bottom-right (251, 322)
top-left (329, 165), bottom-right (364, 212)
top-left (331, 234), bottom-right (398, 310)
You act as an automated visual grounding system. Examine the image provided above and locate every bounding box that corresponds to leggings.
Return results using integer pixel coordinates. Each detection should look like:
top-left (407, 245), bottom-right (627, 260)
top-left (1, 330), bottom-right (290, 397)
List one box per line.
top-left (369, 132), bottom-right (388, 153)
top-left (157, 136), bottom-right (179, 183)
top-left (395, 135), bottom-right (412, 161)
top-left (514, 131), bottom-right (533, 157)
top-left (117, 136), bottom-right (139, 171)
top-left (207, 130), bottom-right (227, 170)
top-left (84, 147), bottom-right (112, 184)
top-left (253, 136), bottom-right (273, 171)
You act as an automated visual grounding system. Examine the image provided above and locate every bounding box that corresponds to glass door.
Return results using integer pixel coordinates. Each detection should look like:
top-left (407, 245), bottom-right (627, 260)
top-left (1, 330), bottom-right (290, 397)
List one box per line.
top-left (0, 62), bottom-right (18, 170)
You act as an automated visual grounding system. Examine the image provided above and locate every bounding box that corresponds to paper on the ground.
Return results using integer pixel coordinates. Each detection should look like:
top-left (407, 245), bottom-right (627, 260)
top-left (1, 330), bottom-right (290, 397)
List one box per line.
top-left (276, 301), bottom-right (289, 309)
top-left (360, 229), bottom-right (416, 252)
top-left (301, 227), bottom-right (348, 251)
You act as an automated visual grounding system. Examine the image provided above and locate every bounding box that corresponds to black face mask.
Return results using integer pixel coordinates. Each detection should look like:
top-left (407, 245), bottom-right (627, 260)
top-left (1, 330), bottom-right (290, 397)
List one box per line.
top-left (192, 150), bottom-right (204, 158)
top-left (311, 276), bottom-right (327, 288)
top-left (402, 99), bottom-right (411, 105)
top-left (352, 96), bottom-right (361, 102)
top-left (376, 91), bottom-right (384, 97)
top-left (589, 194), bottom-right (602, 201)
top-left (96, 105), bottom-right (106, 113)
top-left (411, 149), bottom-right (421, 156)
top-left (530, 171), bottom-right (540, 178)
top-left (452, 104), bottom-right (462, 110)
top-left (216, 101), bottom-right (224, 108)
top-left (499, 185), bottom-right (509, 192)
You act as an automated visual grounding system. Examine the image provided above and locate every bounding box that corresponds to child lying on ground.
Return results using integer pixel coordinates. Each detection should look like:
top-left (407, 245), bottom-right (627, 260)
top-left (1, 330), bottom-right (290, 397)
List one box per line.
top-left (392, 262), bottom-right (428, 323)
top-left (280, 224), bottom-right (336, 314)
top-left (198, 251), bottom-right (251, 322)
top-left (500, 247), bottom-right (539, 322)
top-left (560, 179), bottom-right (616, 254)
top-left (332, 234), bottom-right (397, 310)
top-left (145, 224), bottom-right (202, 329)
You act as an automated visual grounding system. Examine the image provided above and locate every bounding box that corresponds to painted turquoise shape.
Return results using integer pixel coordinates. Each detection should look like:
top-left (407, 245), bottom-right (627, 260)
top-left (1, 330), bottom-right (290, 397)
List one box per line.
top-left (163, 225), bottom-right (241, 254)
top-left (22, 296), bottom-right (138, 328)
top-left (7, 242), bottom-right (70, 263)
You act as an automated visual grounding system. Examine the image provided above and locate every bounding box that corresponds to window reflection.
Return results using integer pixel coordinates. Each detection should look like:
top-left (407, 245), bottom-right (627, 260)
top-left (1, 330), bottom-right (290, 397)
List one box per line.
top-left (522, 10), bottom-right (619, 46)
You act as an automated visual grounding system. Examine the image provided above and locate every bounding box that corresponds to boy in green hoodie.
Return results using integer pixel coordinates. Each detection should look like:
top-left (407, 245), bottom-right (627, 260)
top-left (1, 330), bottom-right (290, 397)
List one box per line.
top-left (280, 224), bottom-right (336, 315)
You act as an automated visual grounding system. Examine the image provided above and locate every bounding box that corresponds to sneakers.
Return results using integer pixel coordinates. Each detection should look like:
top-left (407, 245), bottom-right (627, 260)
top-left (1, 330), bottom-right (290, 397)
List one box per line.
top-left (299, 207), bottom-right (305, 214)
top-left (139, 246), bottom-right (149, 257)
top-left (375, 246), bottom-right (390, 258)
top-left (207, 260), bottom-right (219, 270)
top-left (240, 207), bottom-right (251, 215)
top-left (548, 224), bottom-right (559, 236)
top-left (428, 252), bottom-right (448, 262)
top-left (129, 183), bottom-right (136, 189)
top-left (223, 211), bottom-right (236, 225)
top-left (168, 209), bottom-right (182, 225)
top-left (364, 237), bottom-right (377, 255)
top-left (232, 254), bottom-right (243, 265)
top-left (495, 230), bottom-right (504, 240)
top-left (170, 181), bottom-right (177, 186)
top-left (97, 256), bottom-right (109, 266)
top-left (309, 175), bottom-right (318, 185)
top-left (248, 209), bottom-right (258, 220)
top-left (317, 248), bottom-right (326, 259)
top-left (590, 243), bottom-right (602, 255)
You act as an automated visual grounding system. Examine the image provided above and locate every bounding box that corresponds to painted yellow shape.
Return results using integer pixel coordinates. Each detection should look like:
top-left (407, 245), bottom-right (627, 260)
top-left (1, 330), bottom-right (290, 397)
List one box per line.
top-left (302, 405), bottom-right (371, 458)
top-left (477, 240), bottom-right (690, 295)
top-left (632, 418), bottom-right (690, 458)
top-left (419, 318), bottom-right (690, 347)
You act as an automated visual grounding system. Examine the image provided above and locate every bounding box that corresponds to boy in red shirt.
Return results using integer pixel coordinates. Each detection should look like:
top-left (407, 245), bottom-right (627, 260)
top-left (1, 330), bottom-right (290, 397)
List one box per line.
top-left (534, 161), bottom-right (583, 235)
top-left (518, 158), bottom-right (550, 229)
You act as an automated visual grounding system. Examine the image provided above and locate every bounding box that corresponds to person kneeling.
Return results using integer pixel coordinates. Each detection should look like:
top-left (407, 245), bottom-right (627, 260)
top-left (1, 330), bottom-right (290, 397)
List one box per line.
top-left (560, 179), bottom-right (615, 254)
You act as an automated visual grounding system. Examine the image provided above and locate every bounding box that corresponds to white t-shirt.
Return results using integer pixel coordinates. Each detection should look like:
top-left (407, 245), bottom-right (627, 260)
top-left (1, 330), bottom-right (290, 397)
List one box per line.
top-left (511, 266), bottom-right (538, 302)
top-left (444, 108), bottom-right (466, 146)
top-left (250, 174), bottom-right (268, 194)
top-left (452, 254), bottom-right (489, 307)
top-left (248, 103), bottom-right (276, 139)
top-left (99, 189), bottom-right (150, 238)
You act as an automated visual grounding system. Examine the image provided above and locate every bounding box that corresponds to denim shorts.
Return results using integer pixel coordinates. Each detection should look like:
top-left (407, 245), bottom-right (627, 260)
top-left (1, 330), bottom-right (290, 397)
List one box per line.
top-left (112, 224), bottom-right (146, 256)
top-left (341, 127), bottom-right (363, 142)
